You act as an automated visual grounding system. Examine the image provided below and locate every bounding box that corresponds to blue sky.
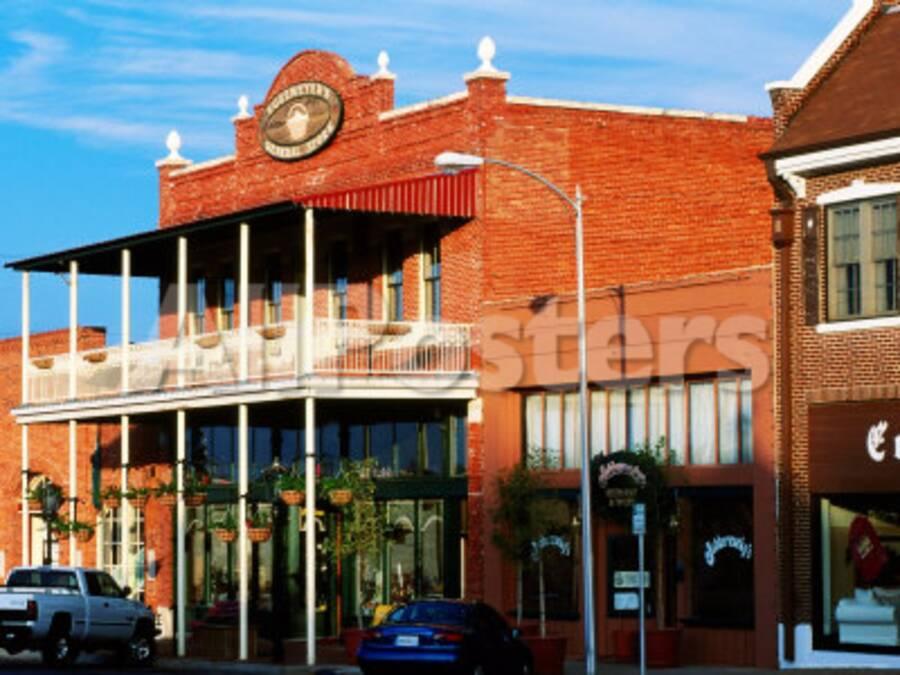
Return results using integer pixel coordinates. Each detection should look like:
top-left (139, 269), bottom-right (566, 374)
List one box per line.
top-left (0, 0), bottom-right (847, 341)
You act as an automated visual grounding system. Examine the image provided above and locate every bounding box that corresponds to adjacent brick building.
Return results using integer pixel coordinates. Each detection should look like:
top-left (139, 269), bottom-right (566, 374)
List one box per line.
top-left (5, 37), bottom-right (775, 667)
top-left (765, 0), bottom-right (900, 668)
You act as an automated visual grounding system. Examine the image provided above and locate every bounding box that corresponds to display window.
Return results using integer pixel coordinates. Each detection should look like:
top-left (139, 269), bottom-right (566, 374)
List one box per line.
top-left (816, 495), bottom-right (900, 652)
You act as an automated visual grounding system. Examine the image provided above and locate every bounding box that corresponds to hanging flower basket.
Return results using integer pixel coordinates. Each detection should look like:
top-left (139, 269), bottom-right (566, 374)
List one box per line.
top-left (258, 325), bottom-right (286, 340)
top-left (214, 529), bottom-right (237, 544)
top-left (367, 323), bottom-right (411, 337)
top-left (184, 493), bottom-right (207, 508)
top-left (83, 351), bottom-right (107, 364)
top-left (129, 495), bottom-right (148, 510)
top-left (32, 357), bottom-right (54, 370)
top-left (328, 489), bottom-right (353, 507)
top-left (158, 493), bottom-right (177, 508)
top-left (75, 528), bottom-right (94, 544)
top-left (27, 499), bottom-right (41, 512)
top-left (195, 334), bottom-right (221, 349)
top-left (103, 497), bottom-right (121, 510)
top-left (280, 489), bottom-right (305, 506)
top-left (248, 527), bottom-right (272, 544)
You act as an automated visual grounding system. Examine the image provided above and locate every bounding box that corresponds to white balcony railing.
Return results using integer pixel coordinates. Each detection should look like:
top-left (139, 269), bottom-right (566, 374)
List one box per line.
top-left (25, 319), bottom-right (473, 405)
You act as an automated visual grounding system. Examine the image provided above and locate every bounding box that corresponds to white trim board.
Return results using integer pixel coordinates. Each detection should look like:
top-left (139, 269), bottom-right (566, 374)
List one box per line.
top-left (817, 180), bottom-right (900, 205)
top-left (817, 315), bottom-right (900, 334)
top-left (765, 0), bottom-right (874, 92)
top-left (774, 135), bottom-right (900, 177)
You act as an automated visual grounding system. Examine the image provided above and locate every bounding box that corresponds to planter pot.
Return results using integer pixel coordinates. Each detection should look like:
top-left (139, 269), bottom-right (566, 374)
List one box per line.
top-left (329, 489), bottom-right (353, 507)
top-left (184, 493), bottom-right (207, 508)
top-left (75, 529), bottom-right (94, 544)
top-left (341, 627), bottom-right (366, 664)
top-left (27, 500), bottom-right (41, 512)
top-left (103, 497), bottom-right (121, 510)
top-left (83, 351), bottom-right (107, 364)
top-left (521, 635), bottom-right (567, 675)
top-left (247, 527), bottom-right (272, 544)
top-left (366, 323), bottom-right (411, 337)
top-left (612, 628), bottom-right (637, 663)
top-left (32, 357), bottom-right (54, 370)
top-left (129, 496), bottom-right (149, 510)
top-left (214, 529), bottom-right (237, 544)
top-left (280, 489), bottom-right (304, 506)
top-left (258, 325), bottom-right (286, 340)
top-left (158, 493), bottom-right (177, 508)
top-left (646, 628), bottom-right (681, 668)
top-left (195, 334), bottom-right (221, 349)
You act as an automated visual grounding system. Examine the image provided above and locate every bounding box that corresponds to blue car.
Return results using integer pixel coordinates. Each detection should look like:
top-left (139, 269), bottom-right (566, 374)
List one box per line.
top-left (357, 599), bottom-right (533, 675)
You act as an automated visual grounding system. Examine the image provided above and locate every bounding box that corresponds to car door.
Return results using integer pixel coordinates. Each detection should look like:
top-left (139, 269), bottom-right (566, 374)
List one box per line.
top-left (479, 604), bottom-right (523, 675)
top-left (84, 572), bottom-right (136, 643)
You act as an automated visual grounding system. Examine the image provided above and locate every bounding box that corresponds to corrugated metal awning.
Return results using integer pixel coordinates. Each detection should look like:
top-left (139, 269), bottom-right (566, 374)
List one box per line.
top-left (299, 169), bottom-right (477, 218)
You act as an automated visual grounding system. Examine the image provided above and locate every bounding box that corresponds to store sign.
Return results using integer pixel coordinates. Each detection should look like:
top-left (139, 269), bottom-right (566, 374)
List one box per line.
top-left (865, 420), bottom-right (900, 462)
top-left (260, 81), bottom-right (343, 161)
top-left (531, 535), bottom-right (571, 561)
top-left (704, 535), bottom-right (753, 567)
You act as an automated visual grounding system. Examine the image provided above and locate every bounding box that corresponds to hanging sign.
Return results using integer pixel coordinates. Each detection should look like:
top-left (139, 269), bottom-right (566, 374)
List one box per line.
top-left (260, 81), bottom-right (343, 161)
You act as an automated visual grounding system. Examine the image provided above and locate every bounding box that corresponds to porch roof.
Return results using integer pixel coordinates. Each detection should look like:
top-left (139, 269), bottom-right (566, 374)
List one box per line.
top-left (6, 170), bottom-right (478, 275)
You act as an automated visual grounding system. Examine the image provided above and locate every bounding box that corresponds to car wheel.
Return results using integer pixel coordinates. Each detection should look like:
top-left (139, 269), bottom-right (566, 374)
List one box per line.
top-left (120, 625), bottom-right (157, 667)
top-left (41, 629), bottom-right (79, 667)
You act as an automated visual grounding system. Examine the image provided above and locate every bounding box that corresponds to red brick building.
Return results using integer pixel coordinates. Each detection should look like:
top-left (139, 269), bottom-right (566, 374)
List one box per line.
top-left (765, 0), bottom-right (900, 668)
top-left (6, 38), bottom-right (774, 666)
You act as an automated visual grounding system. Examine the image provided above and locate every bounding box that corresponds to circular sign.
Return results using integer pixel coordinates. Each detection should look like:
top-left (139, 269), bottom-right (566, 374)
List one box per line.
top-left (260, 81), bottom-right (343, 161)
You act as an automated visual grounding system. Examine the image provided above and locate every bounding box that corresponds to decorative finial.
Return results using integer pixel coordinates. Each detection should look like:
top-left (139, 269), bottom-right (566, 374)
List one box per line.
top-left (373, 49), bottom-right (396, 80)
top-left (236, 94), bottom-right (251, 120)
top-left (464, 35), bottom-right (510, 83)
top-left (477, 36), bottom-right (497, 72)
top-left (166, 130), bottom-right (182, 159)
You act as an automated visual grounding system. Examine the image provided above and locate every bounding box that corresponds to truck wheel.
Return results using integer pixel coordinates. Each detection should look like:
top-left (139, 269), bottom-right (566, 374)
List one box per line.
top-left (121, 625), bottom-right (156, 667)
top-left (41, 628), bottom-right (79, 667)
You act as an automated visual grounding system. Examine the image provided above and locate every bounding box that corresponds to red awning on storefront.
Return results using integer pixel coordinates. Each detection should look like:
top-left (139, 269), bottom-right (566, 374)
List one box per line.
top-left (298, 169), bottom-right (477, 218)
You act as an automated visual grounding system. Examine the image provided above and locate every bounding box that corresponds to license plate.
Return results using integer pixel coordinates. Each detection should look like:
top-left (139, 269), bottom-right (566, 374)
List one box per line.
top-left (396, 635), bottom-right (419, 647)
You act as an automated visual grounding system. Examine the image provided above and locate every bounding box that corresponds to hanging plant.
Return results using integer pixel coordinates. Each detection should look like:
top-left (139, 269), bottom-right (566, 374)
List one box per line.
top-left (126, 486), bottom-right (153, 510)
top-left (258, 325), bottom-right (286, 340)
top-left (154, 480), bottom-right (177, 508)
top-left (195, 334), bottom-right (221, 349)
top-left (247, 508), bottom-right (273, 543)
top-left (71, 520), bottom-right (95, 543)
top-left (100, 486), bottom-right (123, 510)
top-left (277, 471), bottom-right (306, 506)
top-left (212, 511), bottom-right (238, 544)
top-left (590, 440), bottom-right (674, 528)
top-left (184, 472), bottom-right (211, 507)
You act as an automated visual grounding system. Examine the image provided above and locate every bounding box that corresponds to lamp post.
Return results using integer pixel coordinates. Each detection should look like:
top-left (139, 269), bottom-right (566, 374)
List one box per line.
top-left (435, 152), bottom-right (596, 674)
top-left (40, 485), bottom-right (62, 566)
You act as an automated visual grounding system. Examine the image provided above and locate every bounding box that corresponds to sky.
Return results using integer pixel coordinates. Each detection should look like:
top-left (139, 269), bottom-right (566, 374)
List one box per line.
top-left (0, 0), bottom-right (849, 342)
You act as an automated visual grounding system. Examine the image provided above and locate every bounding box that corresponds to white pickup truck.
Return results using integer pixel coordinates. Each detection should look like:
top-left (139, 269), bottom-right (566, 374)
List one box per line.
top-left (0, 566), bottom-right (157, 667)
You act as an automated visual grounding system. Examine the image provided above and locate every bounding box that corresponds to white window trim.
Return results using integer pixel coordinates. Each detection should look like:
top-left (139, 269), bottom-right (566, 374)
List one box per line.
top-left (818, 180), bottom-right (900, 206)
top-left (816, 315), bottom-right (900, 334)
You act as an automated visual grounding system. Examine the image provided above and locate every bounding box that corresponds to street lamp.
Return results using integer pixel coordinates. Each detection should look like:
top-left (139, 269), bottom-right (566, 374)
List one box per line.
top-left (435, 151), bottom-right (596, 674)
top-left (40, 484), bottom-right (62, 566)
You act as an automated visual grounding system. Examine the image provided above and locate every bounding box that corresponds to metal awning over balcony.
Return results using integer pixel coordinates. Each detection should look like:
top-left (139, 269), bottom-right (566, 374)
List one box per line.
top-left (6, 170), bottom-right (478, 275)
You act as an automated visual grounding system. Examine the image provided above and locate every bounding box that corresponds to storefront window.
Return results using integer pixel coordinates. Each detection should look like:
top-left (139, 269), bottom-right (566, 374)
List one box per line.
top-left (678, 489), bottom-right (754, 627)
top-left (817, 495), bottom-right (900, 651)
top-left (523, 500), bottom-right (579, 618)
top-left (101, 507), bottom-right (145, 600)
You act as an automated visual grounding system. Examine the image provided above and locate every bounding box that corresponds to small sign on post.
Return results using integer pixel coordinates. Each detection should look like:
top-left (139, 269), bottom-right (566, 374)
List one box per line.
top-left (632, 502), bottom-right (646, 535)
top-left (633, 502), bottom-right (647, 675)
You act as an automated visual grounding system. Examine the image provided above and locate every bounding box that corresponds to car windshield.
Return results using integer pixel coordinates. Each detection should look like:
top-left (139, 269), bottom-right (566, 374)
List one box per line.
top-left (386, 602), bottom-right (469, 626)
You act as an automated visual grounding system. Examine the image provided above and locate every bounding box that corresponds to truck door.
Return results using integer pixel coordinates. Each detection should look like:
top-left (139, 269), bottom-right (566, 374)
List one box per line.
top-left (83, 571), bottom-right (136, 642)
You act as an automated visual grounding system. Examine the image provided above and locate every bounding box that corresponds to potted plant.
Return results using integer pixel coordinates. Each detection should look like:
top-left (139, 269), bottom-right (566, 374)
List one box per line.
top-left (101, 485), bottom-right (123, 510)
top-left (126, 486), bottom-right (153, 510)
top-left (323, 471), bottom-right (354, 507)
top-left (154, 479), bottom-right (177, 508)
top-left (184, 472), bottom-right (210, 507)
top-left (592, 440), bottom-right (680, 668)
top-left (492, 462), bottom-right (569, 675)
top-left (277, 471), bottom-right (305, 506)
top-left (212, 510), bottom-right (238, 544)
top-left (247, 508), bottom-right (272, 543)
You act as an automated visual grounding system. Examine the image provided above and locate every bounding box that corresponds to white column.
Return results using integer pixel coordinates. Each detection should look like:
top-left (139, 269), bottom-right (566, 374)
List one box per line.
top-left (69, 260), bottom-right (78, 399)
top-left (21, 272), bottom-right (30, 404)
top-left (121, 249), bottom-right (131, 393)
top-left (177, 237), bottom-right (187, 388)
top-left (239, 223), bottom-right (250, 382)
top-left (305, 396), bottom-right (316, 665)
top-left (21, 425), bottom-right (29, 566)
top-left (238, 404), bottom-right (249, 660)
top-left (68, 420), bottom-right (77, 563)
top-left (120, 415), bottom-right (131, 591)
top-left (303, 210), bottom-right (314, 375)
top-left (175, 410), bottom-right (186, 657)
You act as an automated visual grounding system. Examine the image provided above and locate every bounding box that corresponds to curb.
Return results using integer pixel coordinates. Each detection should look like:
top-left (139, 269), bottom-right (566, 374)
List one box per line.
top-left (156, 659), bottom-right (358, 674)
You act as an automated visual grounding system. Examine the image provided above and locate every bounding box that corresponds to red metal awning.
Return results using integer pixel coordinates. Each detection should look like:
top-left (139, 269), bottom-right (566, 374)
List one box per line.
top-left (298, 169), bottom-right (477, 218)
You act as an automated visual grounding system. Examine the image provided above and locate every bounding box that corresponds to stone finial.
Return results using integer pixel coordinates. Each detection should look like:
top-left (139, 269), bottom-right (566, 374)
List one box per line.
top-left (372, 50), bottom-right (396, 80)
top-left (234, 94), bottom-right (251, 120)
top-left (155, 129), bottom-right (190, 168)
top-left (464, 35), bottom-right (510, 83)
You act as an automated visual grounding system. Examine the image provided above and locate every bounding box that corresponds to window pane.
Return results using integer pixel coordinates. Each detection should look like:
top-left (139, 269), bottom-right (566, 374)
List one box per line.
top-left (690, 383), bottom-right (716, 465)
top-left (668, 384), bottom-right (686, 465)
top-left (718, 380), bottom-right (739, 465)
top-left (831, 206), bottom-right (860, 265)
top-left (875, 259), bottom-right (897, 314)
top-left (396, 422), bottom-right (419, 476)
top-left (545, 394), bottom-right (562, 469)
top-left (371, 422), bottom-right (393, 473)
top-left (648, 386), bottom-right (665, 449)
top-left (741, 378), bottom-right (754, 463)
top-left (525, 395), bottom-right (543, 468)
top-left (591, 391), bottom-right (607, 457)
top-left (628, 388), bottom-right (646, 450)
top-left (424, 420), bottom-right (445, 476)
top-left (872, 201), bottom-right (897, 261)
top-left (564, 393), bottom-right (580, 469)
top-left (609, 390), bottom-right (626, 454)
